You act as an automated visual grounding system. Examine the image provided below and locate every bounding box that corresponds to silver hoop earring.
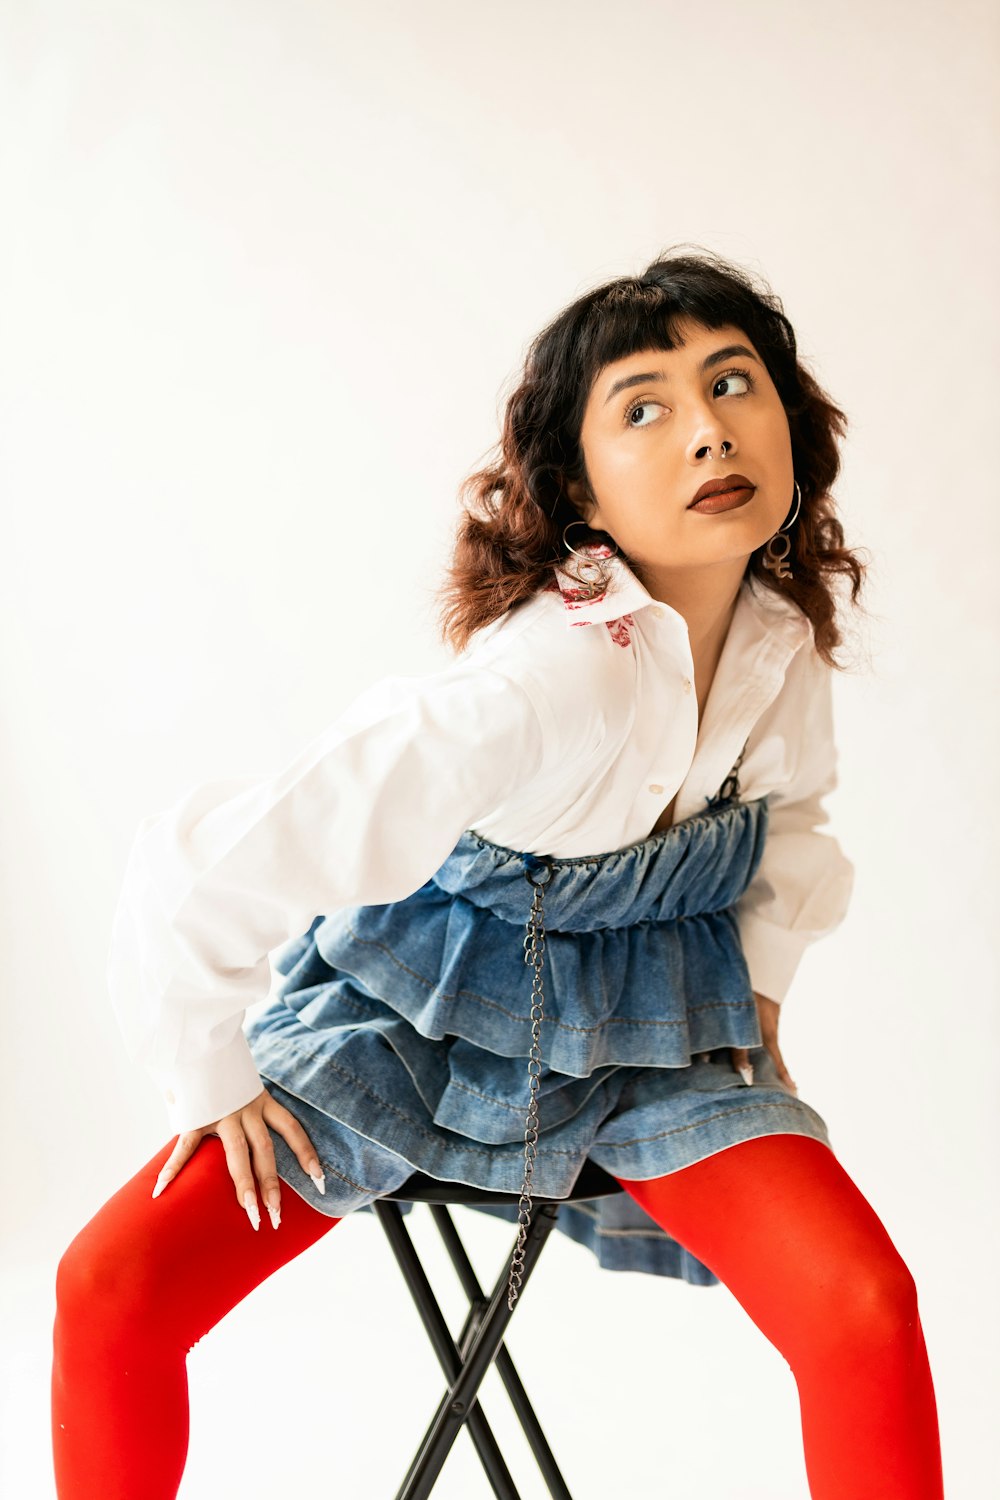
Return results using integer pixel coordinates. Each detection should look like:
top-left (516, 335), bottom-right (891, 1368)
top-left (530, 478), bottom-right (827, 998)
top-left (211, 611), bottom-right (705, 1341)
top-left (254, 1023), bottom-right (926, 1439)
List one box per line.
top-left (761, 481), bottom-right (802, 581)
top-left (561, 520), bottom-right (619, 597)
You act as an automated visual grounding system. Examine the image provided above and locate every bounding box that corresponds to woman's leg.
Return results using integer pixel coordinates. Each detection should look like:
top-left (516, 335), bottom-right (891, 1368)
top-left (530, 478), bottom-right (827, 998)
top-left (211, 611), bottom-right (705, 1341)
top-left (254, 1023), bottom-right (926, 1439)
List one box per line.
top-left (51, 1133), bottom-right (341, 1500)
top-left (613, 1133), bottom-right (944, 1500)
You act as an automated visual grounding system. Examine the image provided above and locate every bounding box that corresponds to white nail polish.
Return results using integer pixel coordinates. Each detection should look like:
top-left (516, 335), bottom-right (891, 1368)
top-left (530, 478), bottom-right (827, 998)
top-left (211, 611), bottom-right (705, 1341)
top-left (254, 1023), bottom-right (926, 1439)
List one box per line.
top-left (268, 1203), bottom-right (281, 1230)
top-left (309, 1168), bottom-right (326, 1195)
top-left (738, 1062), bottom-right (754, 1087)
top-left (243, 1191), bottom-right (261, 1230)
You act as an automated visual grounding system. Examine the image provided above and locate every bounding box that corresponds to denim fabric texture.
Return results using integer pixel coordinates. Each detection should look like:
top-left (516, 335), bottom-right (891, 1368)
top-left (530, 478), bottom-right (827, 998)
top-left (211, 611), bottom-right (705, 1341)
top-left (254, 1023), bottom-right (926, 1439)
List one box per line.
top-left (244, 761), bottom-right (833, 1287)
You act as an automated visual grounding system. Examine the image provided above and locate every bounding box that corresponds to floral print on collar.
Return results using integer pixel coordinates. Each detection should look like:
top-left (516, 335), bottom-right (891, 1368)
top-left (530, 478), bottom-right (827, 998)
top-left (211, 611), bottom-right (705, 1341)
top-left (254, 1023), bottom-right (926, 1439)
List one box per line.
top-left (543, 541), bottom-right (641, 648)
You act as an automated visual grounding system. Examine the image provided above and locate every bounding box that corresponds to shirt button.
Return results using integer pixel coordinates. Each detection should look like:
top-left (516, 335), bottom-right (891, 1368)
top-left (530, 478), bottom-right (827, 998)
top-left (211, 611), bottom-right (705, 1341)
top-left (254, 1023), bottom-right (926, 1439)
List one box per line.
top-left (650, 605), bottom-right (664, 618)
top-left (648, 783), bottom-right (664, 794)
top-left (164, 1089), bottom-right (175, 1104)
top-left (683, 678), bottom-right (692, 693)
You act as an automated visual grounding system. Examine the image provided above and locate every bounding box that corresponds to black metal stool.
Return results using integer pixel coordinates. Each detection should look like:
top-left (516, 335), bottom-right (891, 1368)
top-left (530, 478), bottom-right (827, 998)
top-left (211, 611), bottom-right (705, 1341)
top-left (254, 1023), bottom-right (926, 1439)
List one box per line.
top-left (370, 1159), bottom-right (624, 1500)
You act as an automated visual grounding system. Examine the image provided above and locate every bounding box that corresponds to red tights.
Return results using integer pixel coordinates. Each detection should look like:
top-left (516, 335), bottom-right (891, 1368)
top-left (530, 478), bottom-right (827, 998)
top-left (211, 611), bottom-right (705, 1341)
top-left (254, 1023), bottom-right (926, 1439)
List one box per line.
top-left (51, 1131), bottom-right (944, 1498)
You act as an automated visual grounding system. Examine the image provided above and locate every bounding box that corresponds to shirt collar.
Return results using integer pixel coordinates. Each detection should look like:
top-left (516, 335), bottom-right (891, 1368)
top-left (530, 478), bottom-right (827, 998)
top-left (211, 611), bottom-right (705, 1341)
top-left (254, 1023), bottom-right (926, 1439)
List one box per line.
top-left (548, 542), bottom-right (813, 652)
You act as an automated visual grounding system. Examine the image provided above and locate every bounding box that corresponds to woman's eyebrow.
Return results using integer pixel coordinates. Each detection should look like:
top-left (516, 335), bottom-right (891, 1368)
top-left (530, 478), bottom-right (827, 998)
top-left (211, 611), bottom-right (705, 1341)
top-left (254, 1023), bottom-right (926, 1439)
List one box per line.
top-left (602, 344), bottom-right (760, 405)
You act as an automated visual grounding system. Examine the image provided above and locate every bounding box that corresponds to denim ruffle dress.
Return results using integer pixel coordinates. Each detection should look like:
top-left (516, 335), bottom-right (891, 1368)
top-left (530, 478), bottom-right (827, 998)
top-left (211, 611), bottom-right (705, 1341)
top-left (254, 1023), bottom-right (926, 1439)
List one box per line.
top-left (244, 750), bottom-right (833, 1288)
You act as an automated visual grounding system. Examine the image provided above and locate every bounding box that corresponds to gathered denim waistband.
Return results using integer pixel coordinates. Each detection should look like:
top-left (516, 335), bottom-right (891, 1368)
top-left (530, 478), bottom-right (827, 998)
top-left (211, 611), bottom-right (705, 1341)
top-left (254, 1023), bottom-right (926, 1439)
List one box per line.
top-left (435, 791), bottom-right (771, 930)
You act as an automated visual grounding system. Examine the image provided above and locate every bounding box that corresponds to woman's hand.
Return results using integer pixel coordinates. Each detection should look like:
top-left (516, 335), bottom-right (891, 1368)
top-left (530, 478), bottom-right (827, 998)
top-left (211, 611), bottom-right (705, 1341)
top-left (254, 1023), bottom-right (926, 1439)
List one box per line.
top-left (150, 1086), bottom-right (327, 1230)
top-left (696, 991), bottom-right (798, 1094)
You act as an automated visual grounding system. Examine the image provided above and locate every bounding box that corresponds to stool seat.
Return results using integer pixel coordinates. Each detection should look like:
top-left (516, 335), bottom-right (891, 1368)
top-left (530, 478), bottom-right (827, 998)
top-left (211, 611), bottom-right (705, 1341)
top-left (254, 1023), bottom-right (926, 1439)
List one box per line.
top-left (379, 1156), bottom-right (624, 1208)
top-left (371, 1160), bottom-right (625, 1498)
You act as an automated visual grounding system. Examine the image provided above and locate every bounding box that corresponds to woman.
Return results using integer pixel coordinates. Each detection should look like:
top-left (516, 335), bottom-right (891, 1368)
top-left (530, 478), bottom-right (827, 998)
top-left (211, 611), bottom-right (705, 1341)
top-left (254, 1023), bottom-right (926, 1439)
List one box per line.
top-left (51, 248), bottom-right (945, 1498)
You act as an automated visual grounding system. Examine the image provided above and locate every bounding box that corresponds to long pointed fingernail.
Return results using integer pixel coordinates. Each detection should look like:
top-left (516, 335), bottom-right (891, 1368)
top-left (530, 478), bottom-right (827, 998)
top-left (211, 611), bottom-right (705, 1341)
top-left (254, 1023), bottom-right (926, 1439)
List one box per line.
top-left (152, 1171), bottom-right (170, 1199)
top-left (266, 1190), bottom-right (281, 1230)
top-left (307, 1162), bottom-right (326, 1195)
top-left (738, 1062), bottom-right (754, 1087)
top-left (243, 1191), bottom-right (261, 1230)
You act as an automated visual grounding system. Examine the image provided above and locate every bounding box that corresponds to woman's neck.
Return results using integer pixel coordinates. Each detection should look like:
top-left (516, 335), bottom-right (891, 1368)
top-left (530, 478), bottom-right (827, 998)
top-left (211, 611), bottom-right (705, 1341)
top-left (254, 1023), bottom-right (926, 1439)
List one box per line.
top-left (636, 557), bottom-right (745, 662)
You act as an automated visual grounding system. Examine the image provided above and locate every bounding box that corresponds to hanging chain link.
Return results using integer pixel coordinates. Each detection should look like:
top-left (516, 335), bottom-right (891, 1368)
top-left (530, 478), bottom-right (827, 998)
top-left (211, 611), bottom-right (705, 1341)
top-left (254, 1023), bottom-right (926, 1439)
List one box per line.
top-left (707, 737), bottom-right (749, 809)
top-left (507, 854), bottom-right (554, 1312)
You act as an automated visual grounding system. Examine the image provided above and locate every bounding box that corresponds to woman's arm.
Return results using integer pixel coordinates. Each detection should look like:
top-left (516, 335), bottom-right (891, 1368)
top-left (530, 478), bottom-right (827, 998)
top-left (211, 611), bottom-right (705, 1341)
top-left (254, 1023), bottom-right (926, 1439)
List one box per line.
top-left (734, 651), bottom-right (855, 1004)
top-left (107, 660), bottom-right (547, 1134)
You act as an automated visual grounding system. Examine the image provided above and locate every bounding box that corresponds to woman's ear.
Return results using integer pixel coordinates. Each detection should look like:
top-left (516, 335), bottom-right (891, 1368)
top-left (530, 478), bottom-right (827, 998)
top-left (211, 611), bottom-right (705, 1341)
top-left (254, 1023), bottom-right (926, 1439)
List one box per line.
top-left (564, 476), bottom-right (601, 529)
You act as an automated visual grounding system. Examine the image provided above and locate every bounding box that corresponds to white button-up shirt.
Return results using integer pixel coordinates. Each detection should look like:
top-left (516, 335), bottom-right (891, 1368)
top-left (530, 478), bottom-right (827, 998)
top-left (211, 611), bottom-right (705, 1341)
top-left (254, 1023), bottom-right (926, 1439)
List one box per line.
top-left (108, 551), bottom-right (855, 1133)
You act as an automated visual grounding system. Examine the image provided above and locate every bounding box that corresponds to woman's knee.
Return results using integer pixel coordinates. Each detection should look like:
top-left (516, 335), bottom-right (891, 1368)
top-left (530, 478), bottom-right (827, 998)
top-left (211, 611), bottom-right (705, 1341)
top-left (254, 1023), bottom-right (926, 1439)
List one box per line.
top-left (824, 1249), bottom-right (921, 1353)
top-left (772, 1236), bottom-right (923, 1380)
top-left (53, 1145), bottom-right (214, 1337)
top-left (55, 1210), bottom-right (163, 1336)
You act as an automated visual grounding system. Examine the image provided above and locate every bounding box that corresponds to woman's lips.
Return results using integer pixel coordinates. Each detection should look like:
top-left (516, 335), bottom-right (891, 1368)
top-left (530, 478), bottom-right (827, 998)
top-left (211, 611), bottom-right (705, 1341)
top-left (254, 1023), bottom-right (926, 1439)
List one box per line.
top-left (688, 486), bottom-right (755, 515)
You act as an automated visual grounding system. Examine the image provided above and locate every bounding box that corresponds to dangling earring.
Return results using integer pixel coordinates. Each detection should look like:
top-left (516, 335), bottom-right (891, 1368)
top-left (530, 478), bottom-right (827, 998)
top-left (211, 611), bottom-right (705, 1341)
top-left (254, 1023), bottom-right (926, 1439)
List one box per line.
top-left (561, 519), bottom-right (619, 598)
top-left (761, 481), bottom-right (802, 581)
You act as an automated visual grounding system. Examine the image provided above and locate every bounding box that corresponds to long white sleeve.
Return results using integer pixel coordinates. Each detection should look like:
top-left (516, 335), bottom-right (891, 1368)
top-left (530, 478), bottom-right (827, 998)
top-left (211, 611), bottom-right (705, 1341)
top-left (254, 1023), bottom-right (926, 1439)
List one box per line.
top-left (735, 653), bottom-right (855, 1004)
top-left (107, 661), bottom-right (546, 1134)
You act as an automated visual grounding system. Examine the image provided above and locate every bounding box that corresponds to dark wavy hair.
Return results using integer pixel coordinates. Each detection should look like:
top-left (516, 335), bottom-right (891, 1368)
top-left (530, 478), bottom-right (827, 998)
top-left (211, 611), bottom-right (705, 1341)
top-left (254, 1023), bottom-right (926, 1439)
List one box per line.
top-left (434, 244), bottom-right (869, 671)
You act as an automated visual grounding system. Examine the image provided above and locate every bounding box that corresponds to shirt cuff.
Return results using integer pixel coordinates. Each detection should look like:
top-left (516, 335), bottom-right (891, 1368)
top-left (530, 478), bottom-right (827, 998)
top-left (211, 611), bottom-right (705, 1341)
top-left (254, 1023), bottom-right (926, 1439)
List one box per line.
top-left (737, 913), bottom-right (815, 1005)
top-left (153, 1030), bottom-right (265, 1135)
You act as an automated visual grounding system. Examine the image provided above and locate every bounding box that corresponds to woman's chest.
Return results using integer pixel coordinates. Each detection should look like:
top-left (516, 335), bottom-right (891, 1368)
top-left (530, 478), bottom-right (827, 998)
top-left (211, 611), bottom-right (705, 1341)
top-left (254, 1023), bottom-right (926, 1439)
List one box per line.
top-left (475, 609), bottom-right (808, 855)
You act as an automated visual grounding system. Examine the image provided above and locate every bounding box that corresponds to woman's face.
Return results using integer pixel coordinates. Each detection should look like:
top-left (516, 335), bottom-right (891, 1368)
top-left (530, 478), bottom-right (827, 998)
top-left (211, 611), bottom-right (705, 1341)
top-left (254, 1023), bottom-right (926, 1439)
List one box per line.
top-left (565, 318), bottom-right (795, 577)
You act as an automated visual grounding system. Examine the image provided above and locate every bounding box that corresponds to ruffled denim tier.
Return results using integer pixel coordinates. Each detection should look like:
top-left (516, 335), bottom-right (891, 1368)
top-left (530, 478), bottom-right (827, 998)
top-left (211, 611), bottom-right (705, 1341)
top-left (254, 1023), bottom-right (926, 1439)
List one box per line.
top-left (244, 791), bottom-right (833, 1287)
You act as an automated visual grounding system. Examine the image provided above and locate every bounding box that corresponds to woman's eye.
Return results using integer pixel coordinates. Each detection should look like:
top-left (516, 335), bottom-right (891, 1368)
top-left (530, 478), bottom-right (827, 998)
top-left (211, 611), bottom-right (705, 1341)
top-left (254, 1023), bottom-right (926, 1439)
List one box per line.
top-left (713, 368), bottom-right (755, 398)
top-left (626, 401), bottom-right (664, 428)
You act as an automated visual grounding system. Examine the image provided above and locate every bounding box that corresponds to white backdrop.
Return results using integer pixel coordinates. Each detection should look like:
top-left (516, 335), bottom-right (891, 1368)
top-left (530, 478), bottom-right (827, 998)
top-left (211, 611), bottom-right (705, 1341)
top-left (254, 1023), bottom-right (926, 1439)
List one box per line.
top-left (2, 2), bottom-right (997, 1496)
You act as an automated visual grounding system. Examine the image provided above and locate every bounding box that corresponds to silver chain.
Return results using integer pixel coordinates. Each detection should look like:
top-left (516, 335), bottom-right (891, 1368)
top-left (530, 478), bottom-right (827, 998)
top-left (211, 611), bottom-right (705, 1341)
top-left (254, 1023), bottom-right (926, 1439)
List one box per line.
top-left (709, 738), bottom-right (749, 807)
top-left (504, 739), bottom-right (748, 1312)
top-left (507, 855), bottom-right (554, 1312)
